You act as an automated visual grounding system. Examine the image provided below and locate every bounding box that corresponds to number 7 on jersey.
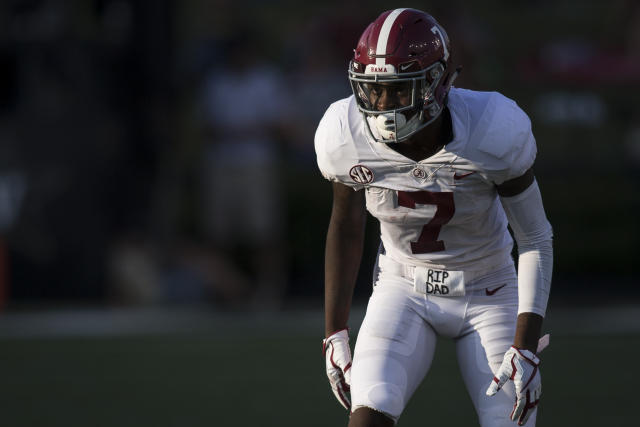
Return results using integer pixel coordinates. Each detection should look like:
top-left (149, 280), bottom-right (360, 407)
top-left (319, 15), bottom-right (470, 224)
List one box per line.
top-left (397, 191), bottom-right (455, 254)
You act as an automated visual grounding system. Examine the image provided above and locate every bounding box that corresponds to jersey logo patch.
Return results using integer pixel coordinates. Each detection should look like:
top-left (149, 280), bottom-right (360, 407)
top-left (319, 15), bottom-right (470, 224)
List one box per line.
top-left (412, 168), bottom-right (426, 179)
top-left (349, 165), bottom-right (374, 184)
top-left (485, 284), bottom-right (507, 296)
top-left (453, 171), bottom-right (476, 180)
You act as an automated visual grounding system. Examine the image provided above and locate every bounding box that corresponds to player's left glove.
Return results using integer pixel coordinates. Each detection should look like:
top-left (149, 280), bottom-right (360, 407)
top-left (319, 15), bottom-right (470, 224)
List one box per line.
top-left (486, 346), bottom-right (541, 426)
top-left (322, 328), bottom-right (352, 410)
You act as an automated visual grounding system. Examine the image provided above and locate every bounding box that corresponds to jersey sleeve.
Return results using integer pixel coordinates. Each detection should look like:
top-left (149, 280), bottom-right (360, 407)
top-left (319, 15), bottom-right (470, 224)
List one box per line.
top-left (314, 98), bottom-right (364, 190)
top-left (474, 93), bottom-right (537, 185)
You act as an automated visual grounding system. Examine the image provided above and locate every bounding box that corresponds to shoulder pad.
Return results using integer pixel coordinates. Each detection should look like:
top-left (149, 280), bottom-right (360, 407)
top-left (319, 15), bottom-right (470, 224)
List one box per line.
top-left (468, 92), bottom-right (537, 184)
top-left (314, 97), bottom-right (364, 189)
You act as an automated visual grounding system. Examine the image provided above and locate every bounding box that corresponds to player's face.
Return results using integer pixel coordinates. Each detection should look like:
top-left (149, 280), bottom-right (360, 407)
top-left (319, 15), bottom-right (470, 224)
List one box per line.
top-left (364, 82), bottom-right (412, 111)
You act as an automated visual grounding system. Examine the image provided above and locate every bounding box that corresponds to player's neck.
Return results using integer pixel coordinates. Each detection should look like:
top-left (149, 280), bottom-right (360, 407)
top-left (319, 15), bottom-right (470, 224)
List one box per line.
top-left (419, 107), bottom-right (452, 147)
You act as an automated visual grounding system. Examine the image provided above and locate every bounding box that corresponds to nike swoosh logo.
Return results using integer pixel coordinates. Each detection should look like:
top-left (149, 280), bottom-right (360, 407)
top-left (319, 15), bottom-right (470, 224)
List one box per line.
top-left (400, 63), bottom-right (413, 71)
top-left (485, 284), bottom-right (507, 296)
top-left (453, 171), bottom-right (476, 180)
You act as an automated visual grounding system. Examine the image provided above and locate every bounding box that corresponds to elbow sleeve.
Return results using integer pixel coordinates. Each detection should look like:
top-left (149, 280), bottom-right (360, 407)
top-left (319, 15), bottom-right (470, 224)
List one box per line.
top-left (500, 180), bottom-right (553, 317)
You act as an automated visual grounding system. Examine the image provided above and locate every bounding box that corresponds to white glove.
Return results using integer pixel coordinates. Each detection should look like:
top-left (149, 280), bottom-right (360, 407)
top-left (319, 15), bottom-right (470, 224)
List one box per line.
top-left (322, 328), bottom-right (352, 410)
top-left (486, 346), bottom-right (541, 426)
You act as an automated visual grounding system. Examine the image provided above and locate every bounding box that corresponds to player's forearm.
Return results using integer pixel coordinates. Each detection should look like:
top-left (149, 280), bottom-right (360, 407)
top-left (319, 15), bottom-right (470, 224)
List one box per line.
top-left (512, 246), bottom-right (551, 352)
top-left (500, 179), bottom-right (553, 353)
top-left (500, 180), bottom-right (553, 316)
top-left (324, 216), bottom-right (365, 337)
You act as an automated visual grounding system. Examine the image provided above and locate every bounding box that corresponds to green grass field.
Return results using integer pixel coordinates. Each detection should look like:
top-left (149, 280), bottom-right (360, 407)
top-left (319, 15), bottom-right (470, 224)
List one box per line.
top-left (0, 307), bottom-right (637, 426)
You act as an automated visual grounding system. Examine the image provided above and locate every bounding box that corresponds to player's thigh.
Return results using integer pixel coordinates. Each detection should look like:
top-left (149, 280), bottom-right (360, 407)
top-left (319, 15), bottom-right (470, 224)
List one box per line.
top-left (351, 277), bottom-right (436, 423)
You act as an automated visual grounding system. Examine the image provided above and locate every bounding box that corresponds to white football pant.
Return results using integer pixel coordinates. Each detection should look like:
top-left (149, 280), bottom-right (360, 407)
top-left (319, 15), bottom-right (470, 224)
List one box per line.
top-left (351, 262), bottom-right (536, 426)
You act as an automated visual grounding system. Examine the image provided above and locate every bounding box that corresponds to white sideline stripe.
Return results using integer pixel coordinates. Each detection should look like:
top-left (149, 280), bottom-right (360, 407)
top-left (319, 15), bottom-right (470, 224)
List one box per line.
top-left (375, 8), bottom-right (407, 66)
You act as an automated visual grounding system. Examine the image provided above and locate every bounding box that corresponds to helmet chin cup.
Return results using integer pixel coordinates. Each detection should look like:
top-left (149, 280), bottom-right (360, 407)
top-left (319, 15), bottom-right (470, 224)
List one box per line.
top-left (366, 109), bottom-right (427, 143)
top-left (375, 113), bottom-right (407, 140)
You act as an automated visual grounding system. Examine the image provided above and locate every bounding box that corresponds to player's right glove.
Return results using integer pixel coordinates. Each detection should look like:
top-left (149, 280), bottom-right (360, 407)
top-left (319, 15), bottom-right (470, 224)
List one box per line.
top-left (322, 328), bottom-right (352, 410)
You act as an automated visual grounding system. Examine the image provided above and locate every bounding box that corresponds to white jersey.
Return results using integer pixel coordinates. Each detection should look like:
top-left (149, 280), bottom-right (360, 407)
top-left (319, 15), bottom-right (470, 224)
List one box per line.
top-left (314, 87), bottom-right (537, 271)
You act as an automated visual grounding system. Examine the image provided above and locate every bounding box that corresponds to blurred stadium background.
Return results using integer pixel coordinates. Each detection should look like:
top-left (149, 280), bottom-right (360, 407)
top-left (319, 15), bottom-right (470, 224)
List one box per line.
top-left (0, 0), bottom-right (638, 426)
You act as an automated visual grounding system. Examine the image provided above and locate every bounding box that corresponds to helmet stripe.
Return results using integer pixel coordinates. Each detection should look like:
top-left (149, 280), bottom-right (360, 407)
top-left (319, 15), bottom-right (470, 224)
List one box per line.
top-left (375, 8), bottom-right (407, 66)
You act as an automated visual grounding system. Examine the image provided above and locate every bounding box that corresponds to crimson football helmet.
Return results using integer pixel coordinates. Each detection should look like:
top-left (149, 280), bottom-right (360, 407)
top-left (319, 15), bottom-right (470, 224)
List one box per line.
top-left (348, 8), bottom-right (459, 143)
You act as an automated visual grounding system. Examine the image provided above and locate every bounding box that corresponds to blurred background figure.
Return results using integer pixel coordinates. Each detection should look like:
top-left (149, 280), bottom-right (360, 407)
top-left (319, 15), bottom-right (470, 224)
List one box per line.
top-left (197, 30), bottom-right (290, 309)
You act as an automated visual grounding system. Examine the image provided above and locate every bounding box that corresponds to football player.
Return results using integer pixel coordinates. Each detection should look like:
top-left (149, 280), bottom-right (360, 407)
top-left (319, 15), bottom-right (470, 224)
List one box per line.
top-left (315, 8), bottom-right (553, 427)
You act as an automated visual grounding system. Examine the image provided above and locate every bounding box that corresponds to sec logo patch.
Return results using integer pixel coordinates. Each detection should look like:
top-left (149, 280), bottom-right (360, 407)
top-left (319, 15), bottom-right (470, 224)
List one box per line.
top-left (349, 165), bottom-right (374, 184)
